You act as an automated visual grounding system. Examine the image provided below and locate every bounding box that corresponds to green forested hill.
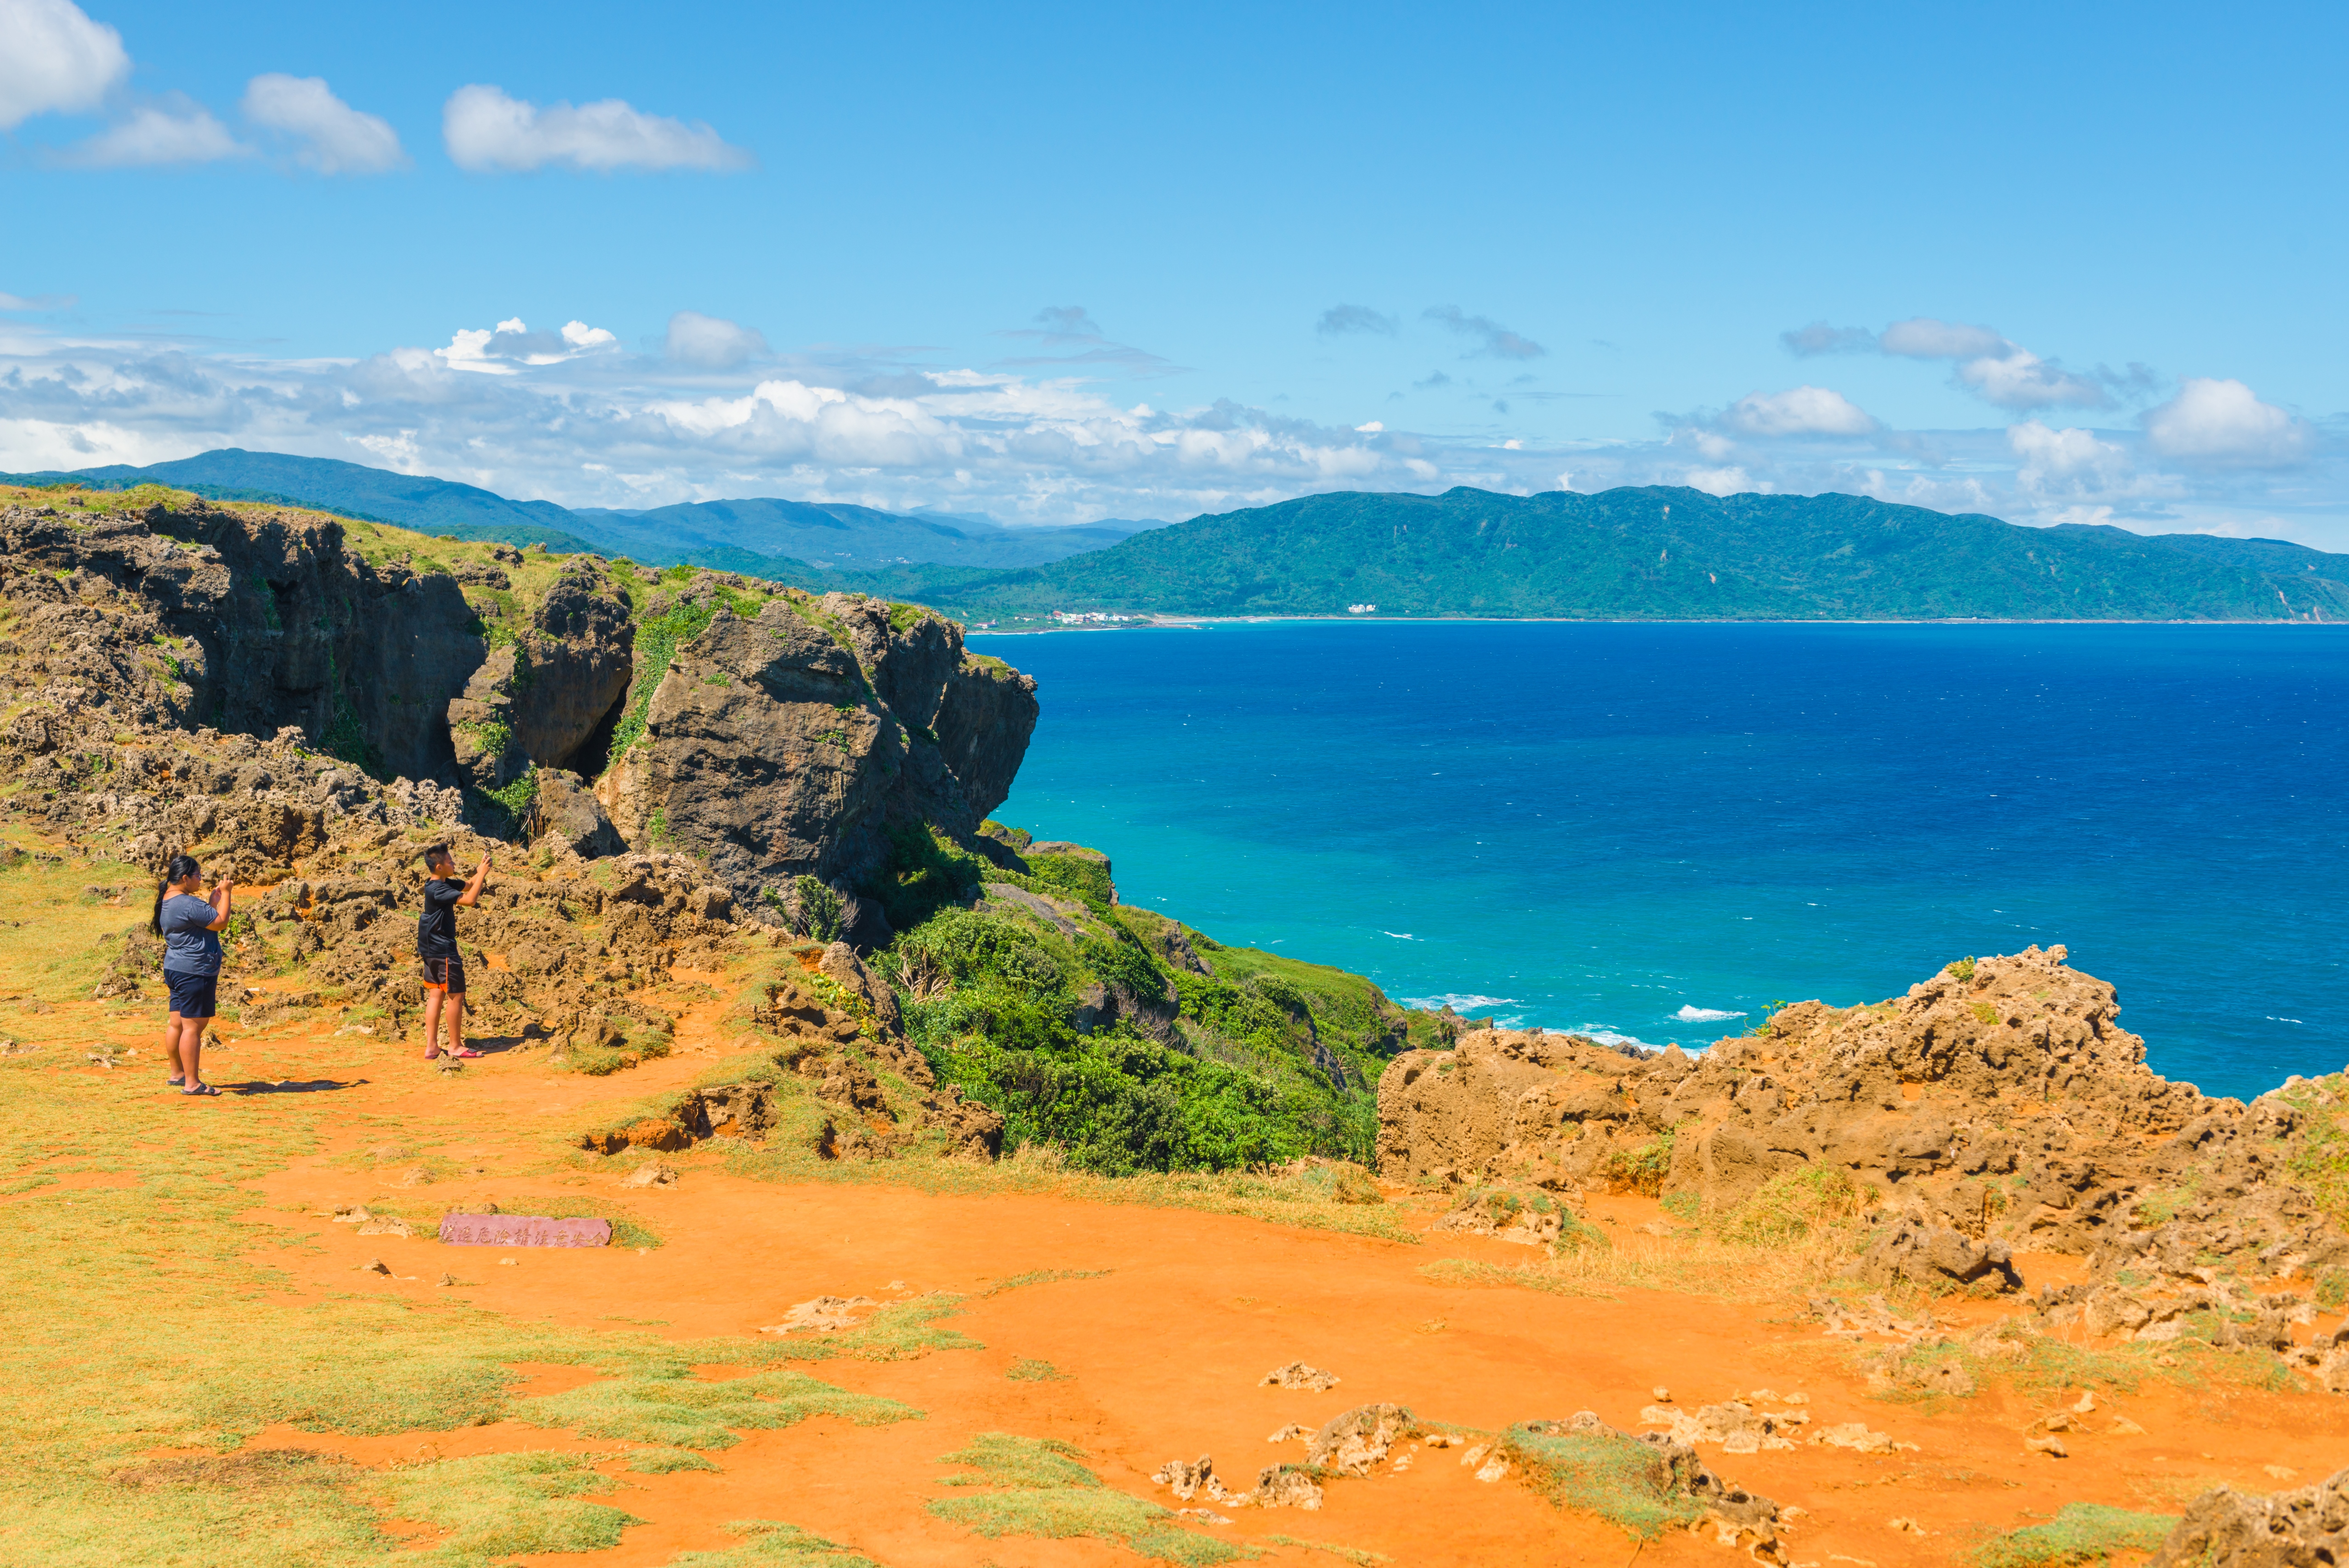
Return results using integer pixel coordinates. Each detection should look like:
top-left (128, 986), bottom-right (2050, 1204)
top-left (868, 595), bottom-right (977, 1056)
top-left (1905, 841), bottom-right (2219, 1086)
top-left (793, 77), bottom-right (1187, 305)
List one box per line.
top-left (841, 487), bottom-right (2349, 622)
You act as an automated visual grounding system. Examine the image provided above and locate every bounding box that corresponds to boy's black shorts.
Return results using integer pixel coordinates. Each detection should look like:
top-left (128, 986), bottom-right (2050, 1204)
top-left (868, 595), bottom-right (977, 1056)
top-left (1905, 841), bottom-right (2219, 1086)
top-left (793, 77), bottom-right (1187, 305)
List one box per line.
top-left (420, 955), bottom-right (467, 997)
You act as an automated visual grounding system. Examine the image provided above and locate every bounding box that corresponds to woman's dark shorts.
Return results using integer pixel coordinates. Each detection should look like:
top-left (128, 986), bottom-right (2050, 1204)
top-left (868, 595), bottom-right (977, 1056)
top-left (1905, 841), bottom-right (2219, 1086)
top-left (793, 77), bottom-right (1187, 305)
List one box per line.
top-left (421, 955), bottom-right (467, 997)
top-left (165, 969), bottom-right (218, 1019)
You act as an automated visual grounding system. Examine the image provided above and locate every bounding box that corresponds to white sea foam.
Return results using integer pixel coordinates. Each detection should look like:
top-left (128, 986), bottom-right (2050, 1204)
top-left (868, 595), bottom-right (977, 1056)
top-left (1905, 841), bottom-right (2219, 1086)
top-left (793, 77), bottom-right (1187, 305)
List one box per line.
top-left (1380, 931), bottom-right (1419, 940)
top-left (1674, 1005), bottom-right (1746, 1022)
top-left (1401, 993), bottom-right (1519, 1012)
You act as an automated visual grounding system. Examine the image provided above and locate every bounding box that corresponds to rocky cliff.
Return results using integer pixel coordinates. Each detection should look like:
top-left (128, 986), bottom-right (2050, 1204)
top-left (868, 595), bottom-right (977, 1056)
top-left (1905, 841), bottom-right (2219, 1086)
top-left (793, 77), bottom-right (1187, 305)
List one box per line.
top-left (595, 586), bottom-right (1036, 920)
top-left (0, 490), bottom-right (1038, 926)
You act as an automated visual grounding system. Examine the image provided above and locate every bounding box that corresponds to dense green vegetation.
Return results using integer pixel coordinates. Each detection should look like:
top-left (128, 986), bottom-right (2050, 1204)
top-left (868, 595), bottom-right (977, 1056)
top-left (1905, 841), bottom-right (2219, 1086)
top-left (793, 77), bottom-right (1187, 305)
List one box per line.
top-left (866, 824), bottom-right (1406, 1175)
top-left (855, 486), bottom-right (2349, 621)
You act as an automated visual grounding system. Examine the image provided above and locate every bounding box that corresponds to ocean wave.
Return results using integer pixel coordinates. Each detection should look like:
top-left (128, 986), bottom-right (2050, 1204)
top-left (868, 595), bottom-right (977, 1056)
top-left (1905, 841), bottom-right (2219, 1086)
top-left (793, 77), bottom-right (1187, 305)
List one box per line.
top-left (1674, 1005), bottom-right (1746, 1022)
top-left (1400, 993), bottom-right (1519, 1012)
top-left (1380, 931), bottom-right (1419, 940)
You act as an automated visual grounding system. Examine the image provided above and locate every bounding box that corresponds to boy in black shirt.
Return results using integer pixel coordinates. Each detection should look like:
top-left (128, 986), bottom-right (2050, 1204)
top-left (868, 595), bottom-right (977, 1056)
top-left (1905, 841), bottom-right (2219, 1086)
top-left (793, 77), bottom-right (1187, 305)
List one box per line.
top-left (419, 843), bottom-right (490, 1060)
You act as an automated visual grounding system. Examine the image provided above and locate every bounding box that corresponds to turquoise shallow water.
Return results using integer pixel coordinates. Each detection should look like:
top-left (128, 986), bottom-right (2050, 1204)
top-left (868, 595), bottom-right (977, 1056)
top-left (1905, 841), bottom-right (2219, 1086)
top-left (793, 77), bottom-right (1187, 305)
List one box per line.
top-left (972, 620), bottom-right (2349, 1103)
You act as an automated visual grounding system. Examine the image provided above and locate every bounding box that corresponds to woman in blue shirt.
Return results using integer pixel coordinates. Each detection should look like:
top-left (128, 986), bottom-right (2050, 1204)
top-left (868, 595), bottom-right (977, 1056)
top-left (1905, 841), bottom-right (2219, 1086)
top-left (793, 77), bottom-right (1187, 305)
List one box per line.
top-left (150, 853), bottom-right (231, 1096)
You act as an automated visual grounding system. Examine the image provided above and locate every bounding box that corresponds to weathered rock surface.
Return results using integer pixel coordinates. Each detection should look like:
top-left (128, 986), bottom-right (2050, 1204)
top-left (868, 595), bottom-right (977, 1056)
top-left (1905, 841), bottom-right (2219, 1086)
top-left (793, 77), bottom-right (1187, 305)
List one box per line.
top-left (448, 557), bottom-right (633, 791)
top-left (596, 592), bottom-right (1038, 919)
top-left (1378, 946), bottom-right (2349, 1293)
top-left (1, 497), bottom-right (484, 779)
top-left (2149, 1467), bottom-right (2349, 1567)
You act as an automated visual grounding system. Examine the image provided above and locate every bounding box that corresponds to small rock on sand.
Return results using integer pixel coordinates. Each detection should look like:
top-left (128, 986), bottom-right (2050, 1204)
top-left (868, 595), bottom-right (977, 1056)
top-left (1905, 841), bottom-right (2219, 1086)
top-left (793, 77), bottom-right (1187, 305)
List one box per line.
top-left (329, 1204), bottom-right (371, 1224)
top-left (620, 1162), bottom-right (678, 1188)
top-left (2025, 1434), bottom-right (2068, 1458)
top-left (1808, 1422), bottom-right (1904, 1454)
top-left (1652, 1386), bottom-right (1672, 1402)
top-left (1254, 1466), bottom-right (1323, 1510)
top-left (1267, 1425), bottom-right (1310, 1443)
top-left (1260, 1361), bottom-right (1340, 1391)
top-left (436, 1273), bottom-right (456, 1287)
top-left (357, 1258), bottom-right (389, 1274)
top-left (396, 1166), bottom-right (433, 1187)
top-left (354, 1216), bottom-right (412, 1238)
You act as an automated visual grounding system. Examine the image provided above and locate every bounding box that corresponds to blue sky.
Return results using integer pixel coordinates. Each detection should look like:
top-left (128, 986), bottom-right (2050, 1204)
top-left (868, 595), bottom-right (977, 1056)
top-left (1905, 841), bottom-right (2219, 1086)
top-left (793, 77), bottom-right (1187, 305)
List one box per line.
top-left (3, 0), bottom-right (2345, 541)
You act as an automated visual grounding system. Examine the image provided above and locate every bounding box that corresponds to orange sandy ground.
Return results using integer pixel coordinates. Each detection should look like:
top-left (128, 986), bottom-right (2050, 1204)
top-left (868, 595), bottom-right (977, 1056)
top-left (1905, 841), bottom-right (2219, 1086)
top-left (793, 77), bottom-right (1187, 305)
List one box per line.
top-left (74, 975), bottom-right (2349, 1568)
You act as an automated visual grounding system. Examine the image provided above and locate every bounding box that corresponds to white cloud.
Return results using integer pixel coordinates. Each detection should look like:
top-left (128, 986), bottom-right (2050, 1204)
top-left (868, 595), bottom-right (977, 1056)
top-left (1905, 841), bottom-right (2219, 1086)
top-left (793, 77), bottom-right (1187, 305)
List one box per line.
top-left (49, 98), bottom-right (249, 167)
top-left (2141, 377), bottom-right (2313, 467)
top-left (1785, 315), bottom-right (2112, 411)
top-left (0, 290), bottom-right (75, 311)
top-left (1, 313), bottom-right (2343, 543)
top-left (241, 74), bottom-right (405, 174)
top-left (1684, 466), bottom-right (1761, 496)
top-left (442, 84), bottom-right (753, 173)
top-left (665, 310), bottom-right (769, 370)
top-left (2005, 420), bottom-right (2155, 503)
top-left (0, 0), bottom-right (127, 130)
top-left (434, 317), bottom-right (619, 375)
top-left (1720, 385), bottom-right (1877, 438)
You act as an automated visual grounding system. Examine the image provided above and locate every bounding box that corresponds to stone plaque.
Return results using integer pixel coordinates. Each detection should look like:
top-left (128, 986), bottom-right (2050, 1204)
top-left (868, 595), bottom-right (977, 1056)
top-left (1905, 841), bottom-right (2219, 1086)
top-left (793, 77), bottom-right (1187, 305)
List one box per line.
top-left (437, 1213), bottom-right (611, 1248)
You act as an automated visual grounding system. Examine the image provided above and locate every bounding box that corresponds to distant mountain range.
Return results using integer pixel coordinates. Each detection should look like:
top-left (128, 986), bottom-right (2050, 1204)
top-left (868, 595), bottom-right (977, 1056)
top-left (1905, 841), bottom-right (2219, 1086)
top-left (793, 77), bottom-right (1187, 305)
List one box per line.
top-left (8, 449), bottom-right (2345, 623)
top-left (860, 486), bottom-right (2349, 623)
top-left (0, 449), bottom-right (1149, 572)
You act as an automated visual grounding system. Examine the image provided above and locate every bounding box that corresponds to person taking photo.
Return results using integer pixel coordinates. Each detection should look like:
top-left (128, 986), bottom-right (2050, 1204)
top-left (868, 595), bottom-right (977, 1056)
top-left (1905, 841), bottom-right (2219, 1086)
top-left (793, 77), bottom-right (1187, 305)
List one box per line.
top-left (151, 853), bottom-right (230, 1096)
top-left (419, 843), bottom-right (489, 1061)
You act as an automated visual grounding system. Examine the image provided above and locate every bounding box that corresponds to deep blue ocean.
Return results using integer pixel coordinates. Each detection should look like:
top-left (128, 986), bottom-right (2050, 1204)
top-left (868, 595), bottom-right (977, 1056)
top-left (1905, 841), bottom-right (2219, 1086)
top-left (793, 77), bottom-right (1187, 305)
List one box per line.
top-left (971, 621), bottom-right (2349, 1103)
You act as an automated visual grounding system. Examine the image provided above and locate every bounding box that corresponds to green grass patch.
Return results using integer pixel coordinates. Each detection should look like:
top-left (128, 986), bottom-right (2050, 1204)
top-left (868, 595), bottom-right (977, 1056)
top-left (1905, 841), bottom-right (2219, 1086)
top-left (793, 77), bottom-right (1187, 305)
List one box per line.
top-left (374, 1450), bottom-right (642, 1563)
top-left (1499, 1420), bottom-right (1709, 1540)
top-left (625, 1446), bottom-right (723, 1473)
top-left (514, 1367), bottom-right (920, 1449)
top-left (663, 1519), bottom-right (883, 1566)
top-left (1006, 1358), bottom-right (1070, 1381)
top-left (927, 1433), bottom-right (1247, 1566)
top-left (1972, 1503), bottom-right (2178, 1567)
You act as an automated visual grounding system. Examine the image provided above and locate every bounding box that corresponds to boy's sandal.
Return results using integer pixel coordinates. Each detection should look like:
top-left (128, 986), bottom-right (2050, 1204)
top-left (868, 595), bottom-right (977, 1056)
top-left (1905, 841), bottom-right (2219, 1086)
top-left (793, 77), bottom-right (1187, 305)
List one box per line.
top-left (182, 1083), bottom-right (221, 1096)
top-left (165, 1075), bottom-right (184, 1087)
top-left (448, 1047), bottom-right (483, 1058)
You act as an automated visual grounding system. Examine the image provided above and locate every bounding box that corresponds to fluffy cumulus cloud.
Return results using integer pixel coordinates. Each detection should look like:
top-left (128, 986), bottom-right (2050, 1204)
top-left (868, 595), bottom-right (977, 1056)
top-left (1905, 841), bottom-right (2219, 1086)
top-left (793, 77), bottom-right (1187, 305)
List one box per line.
top-left (2141, 377), bottom-right (2313, 467)
top-left (49, 97), bottom-right (249, 167)
top-left (241, 74), bottom-right (405, 174)
top-left (664, 310), bottom-right (769, 370)
top-left (0, 0), bottom-right (127, 130)
top-left (443, 85), bottom-right (753, 173)
top-left (433, 317), bottom-right (619, 375)
top-left (1720, 386), bottom-right (1878, 438)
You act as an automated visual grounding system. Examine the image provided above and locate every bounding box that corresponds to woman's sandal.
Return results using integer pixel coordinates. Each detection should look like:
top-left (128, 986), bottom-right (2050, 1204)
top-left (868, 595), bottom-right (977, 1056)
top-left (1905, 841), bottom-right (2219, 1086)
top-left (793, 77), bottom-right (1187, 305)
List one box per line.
top-left (448, 1047), bottom-right (483, 1058)
top-left (182, 1083), bottom-right (221, 1096)
top-left (165, 1075), bottom-right (184, 1088)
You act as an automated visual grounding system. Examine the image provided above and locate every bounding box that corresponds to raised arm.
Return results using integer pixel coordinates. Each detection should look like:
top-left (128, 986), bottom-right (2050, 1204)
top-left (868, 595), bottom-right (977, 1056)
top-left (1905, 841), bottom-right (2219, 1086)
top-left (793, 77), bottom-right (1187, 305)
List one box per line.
top-left (458, 852), bottom-right (492, 908)
top-left (204, 869), bottom-right (233, 932)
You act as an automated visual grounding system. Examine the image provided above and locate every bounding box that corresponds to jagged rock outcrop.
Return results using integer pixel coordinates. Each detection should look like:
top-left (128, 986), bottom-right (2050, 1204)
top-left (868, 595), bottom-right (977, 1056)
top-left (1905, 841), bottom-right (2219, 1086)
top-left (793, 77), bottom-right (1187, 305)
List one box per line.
top-left (0, 497), bottom-right (484, 779)
top-left (596, 592), bottom-right (1038, 916)
top-left (1378, 946), bottom-right (2349, 1292)
top-left (448, 557), bottom-right (633, 792)
top-left (2149, 1468), bottom-right (2349, 1567)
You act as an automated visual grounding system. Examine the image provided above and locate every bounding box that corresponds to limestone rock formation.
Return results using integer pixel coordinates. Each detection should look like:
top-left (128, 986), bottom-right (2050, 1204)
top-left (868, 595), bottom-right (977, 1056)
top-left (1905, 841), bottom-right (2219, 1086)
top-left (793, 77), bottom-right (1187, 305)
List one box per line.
top-left (2, 497), bottom-right (484, 780)
top-left (2150, 1467), bottom-right (2349, 1567)
top-left (1378, 946), bottom-right (2349, 1292)
top-left (530, 767), bottom-right (622, 858)
top-left (448, 557), bottom-right (634, 793)
top-left (596, 592), bottom-right (1038, 912)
